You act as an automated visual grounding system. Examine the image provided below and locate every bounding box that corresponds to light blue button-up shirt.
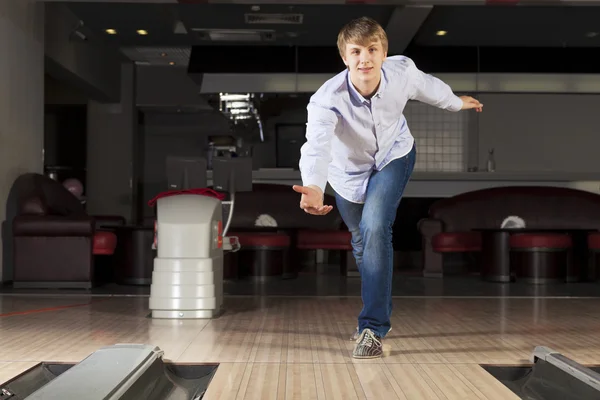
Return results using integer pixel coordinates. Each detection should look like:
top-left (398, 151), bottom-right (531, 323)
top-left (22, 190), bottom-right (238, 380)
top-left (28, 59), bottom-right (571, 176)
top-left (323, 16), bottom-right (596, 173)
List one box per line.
top-left (299, 55), bottom-right (463, 204)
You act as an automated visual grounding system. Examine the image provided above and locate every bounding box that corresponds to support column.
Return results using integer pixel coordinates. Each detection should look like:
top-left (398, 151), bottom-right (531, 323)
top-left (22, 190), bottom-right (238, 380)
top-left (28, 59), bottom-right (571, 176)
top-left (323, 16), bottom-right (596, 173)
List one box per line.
top-left (86, 63), bottom-right (137, 223)
top-left (0, 1), bottom-right (45, 282)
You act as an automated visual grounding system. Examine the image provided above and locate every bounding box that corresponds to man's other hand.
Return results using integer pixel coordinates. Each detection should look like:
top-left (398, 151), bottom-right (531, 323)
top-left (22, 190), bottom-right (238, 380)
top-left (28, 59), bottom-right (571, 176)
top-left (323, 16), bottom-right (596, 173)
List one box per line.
top-left (460, 95), bottom-right (483, 112)
top-left (292, 185), bottom-right (333, 216)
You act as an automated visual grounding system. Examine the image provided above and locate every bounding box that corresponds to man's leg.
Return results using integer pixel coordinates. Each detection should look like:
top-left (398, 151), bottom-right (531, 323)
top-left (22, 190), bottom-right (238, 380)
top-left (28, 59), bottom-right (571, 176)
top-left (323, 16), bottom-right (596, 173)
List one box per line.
top-left (352, 145), bottom-right (416, 357)
top-left (333, 191), bottom-right (366, 341)
top-left (334, 196), bottom-right (364, 268)
top-left (335, 192), bottom-right (393, 342)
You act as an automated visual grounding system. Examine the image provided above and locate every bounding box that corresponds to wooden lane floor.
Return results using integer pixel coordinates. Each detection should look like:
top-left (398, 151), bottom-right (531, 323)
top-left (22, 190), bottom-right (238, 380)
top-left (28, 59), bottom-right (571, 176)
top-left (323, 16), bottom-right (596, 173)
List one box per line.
top-left (1, 294), bottom-right (599, 399)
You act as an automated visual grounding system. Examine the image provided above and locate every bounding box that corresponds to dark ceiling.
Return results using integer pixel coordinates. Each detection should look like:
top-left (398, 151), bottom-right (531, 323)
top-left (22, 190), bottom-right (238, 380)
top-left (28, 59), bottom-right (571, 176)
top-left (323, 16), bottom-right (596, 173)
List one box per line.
top-left (59, 2), bottom-right (600, 73)
top-left (414, 6), bottom-right (600, 47)
top-left (64, 3), bottom-right (397, 47)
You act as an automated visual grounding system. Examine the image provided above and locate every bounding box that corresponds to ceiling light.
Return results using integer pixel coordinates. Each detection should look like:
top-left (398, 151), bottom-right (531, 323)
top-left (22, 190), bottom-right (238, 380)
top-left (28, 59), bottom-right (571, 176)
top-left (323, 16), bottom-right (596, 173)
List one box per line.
top-left (169, 61), bottom-right (176, 66)
top-left (218, 93), bottom-right (264, 141)
top-left (105, 29), bottom-right (117, 35)
top-left (137, 30), bottom-right (148, 35)
top-left (161, 52), bottom-right (167, 57)
top-left (586, 32), bottom-right (598, 38)
top-left (436, 30), bottom-right (447, 36)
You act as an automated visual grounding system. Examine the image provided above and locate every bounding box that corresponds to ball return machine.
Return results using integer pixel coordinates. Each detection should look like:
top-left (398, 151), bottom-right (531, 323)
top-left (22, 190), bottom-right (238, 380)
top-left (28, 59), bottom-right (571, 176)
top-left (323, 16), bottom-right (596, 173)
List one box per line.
top-left (148, 156), bottom-right (252, 319)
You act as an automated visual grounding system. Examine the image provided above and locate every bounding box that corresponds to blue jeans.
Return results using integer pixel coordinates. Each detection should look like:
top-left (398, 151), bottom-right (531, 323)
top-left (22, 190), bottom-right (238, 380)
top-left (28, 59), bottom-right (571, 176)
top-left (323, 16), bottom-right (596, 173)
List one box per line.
top-left (334, 145), bottom-right (416, 338)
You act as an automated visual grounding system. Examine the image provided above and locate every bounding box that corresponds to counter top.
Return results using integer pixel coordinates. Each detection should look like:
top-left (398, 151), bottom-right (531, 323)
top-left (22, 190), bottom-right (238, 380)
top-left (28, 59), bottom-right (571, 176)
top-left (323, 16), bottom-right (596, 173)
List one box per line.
top-left (207, 169), bottom-right (599, 182)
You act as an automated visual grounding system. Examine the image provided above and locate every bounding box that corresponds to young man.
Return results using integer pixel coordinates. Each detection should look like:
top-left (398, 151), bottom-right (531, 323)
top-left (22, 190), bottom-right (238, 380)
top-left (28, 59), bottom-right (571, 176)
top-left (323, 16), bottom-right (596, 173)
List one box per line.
top-left (292, 17), bottom-right (482, 359)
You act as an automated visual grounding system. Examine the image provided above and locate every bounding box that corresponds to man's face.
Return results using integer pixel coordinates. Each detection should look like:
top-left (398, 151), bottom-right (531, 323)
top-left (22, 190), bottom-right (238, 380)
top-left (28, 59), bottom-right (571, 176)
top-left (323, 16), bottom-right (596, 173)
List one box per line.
top-left (342, 39), bottom-right (387, 86)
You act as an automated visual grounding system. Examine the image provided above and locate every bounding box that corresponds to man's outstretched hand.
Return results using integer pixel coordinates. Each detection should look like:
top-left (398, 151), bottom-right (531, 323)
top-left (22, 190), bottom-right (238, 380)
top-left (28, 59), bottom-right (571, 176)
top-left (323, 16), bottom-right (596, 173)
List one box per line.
top-left (459, 95), bottom-right (483, 112)
top-left (292, 185), bottom-right (333, 216)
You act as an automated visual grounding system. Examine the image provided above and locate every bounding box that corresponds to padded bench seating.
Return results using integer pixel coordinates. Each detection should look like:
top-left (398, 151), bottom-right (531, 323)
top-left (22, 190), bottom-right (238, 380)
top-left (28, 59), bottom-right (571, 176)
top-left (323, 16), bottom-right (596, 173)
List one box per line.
top-left (226, 231), bottom-right (291, 280)
top-left (93, 231), bottom-right (118, 255)
top-left (296, 229), bottom-right (355, 275)
top-left (7, 172), bottom-right (125, 289)
top-left (589, 232), bottom-right (600, 281)
top-left (221, 183), bottom-right (352, 276)
top-left (419, 186), bottom-right (600, 279)
top-left (431, 231), bottom-right (482, 252)
top-left (419, 219), bottom-right (483, 277)
top-left (589, 232), bottom-right (600, 249)
top-left (296, 229), bottom-right (352, 251)
top-left (510, 233), bottom-right (573, 284)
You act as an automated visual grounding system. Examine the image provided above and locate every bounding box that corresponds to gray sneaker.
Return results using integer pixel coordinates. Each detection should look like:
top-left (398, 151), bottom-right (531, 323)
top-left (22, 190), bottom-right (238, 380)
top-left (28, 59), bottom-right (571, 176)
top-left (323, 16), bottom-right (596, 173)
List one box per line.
top-left (350, 326), bottom-right (391, 341)
top-left (352, 329), bottom-right (382, 359)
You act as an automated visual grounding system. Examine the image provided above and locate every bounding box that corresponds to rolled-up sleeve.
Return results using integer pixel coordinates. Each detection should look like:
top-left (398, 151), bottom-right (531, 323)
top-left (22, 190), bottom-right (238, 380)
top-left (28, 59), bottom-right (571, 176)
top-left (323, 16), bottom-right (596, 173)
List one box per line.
top-left (406, 58), bottom-right (463, 112)
top-left (299, 101), bottom-right (339, 193)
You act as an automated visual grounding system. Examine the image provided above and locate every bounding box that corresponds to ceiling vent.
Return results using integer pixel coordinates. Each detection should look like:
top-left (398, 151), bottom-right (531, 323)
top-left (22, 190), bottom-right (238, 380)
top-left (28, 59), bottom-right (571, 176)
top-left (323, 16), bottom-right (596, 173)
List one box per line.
top-left (121, 46), bottom-right (191, 66)
top-left (245, 13), bottom-right (303, 25)
top-left (192, 29), bottom-right (274, 42)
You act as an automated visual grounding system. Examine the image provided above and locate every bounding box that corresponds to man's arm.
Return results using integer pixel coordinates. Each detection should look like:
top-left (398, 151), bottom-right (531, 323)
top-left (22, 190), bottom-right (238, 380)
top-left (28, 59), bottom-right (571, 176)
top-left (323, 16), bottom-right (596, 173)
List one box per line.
top-left (404, 57), bottom-right (464, 112)
top-left (298, 101), bottom-right (339, 194)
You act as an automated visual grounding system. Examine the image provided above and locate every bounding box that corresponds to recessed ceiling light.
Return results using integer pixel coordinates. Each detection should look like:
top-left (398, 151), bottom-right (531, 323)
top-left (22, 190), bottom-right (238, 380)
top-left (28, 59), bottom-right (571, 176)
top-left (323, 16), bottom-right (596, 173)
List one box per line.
top-left (137, 29), bottom-right (148, 35)
top-left (161, 52), bottom-right (167, 57)
top-left (436, 30), bottom-right (447, 36)
top-left (105, 29), bottom-right (117, 35)
top-left (169, 61), bottom-right (176, 66)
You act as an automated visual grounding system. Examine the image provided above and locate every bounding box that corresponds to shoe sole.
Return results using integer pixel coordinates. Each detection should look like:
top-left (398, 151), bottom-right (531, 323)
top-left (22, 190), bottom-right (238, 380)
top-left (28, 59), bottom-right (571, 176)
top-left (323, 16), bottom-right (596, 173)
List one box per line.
top-left (352, 353), bottom-right (382, 359)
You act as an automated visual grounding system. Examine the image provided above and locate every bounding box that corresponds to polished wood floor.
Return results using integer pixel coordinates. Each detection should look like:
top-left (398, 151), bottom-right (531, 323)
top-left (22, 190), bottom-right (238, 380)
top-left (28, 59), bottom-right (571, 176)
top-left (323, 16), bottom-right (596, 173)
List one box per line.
top-left (1, 293), bottom-right (600, 399)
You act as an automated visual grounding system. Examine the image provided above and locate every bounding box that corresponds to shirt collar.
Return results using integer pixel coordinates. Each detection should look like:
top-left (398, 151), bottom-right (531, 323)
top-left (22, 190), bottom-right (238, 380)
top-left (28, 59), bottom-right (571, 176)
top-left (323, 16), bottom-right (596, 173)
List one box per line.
top-left (346, 65), bottom-right (387, 103)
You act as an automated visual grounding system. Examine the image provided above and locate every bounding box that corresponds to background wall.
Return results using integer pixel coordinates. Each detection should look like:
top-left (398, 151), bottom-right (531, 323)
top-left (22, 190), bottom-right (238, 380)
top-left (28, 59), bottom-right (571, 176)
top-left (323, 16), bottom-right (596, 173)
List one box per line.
top-left (44, 104), bottom-right (87, 182)
top-left (44, 2), bottom-right (122, 103)
top-left (41, 61), bottom-right (600, 227)
top-left (0, 0), bottom-right (45, 282)
top-left (137, 90), bottom-right (600, 217)
top-left (141, 111), bottom-right (229, 219)
top-left (476, 93), bottom-right (600, 173)
top-left (85, 63), bottom-right (137, 222)
top-left (405, 101), bottom-right (468, 172)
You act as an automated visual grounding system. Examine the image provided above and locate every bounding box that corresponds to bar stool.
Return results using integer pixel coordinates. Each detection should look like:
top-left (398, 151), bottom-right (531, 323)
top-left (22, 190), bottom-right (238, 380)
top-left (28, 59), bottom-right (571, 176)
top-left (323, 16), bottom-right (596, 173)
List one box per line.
top-left (510, 233), bottom-right (572, 284)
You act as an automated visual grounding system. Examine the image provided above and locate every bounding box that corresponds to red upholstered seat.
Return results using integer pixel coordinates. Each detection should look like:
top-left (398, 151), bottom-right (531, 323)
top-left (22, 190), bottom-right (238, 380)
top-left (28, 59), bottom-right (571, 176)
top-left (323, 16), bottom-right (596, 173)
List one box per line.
top-left (510, 233), bottom-right (572, 249)
top-left (588, 232), bottom-right (600, 250)
top-left (93, 231), bottom-right (117, 255)
top-left (432, 232), bottom-right (481, 252)
top-left (229, 232), bottom-right (290, 248)
top-left (296, 229), bottom-right (352, 250)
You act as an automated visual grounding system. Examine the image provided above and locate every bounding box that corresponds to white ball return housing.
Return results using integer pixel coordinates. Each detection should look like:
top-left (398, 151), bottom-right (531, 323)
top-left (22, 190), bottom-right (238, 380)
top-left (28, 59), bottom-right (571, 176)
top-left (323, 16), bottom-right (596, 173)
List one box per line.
top-left (148, 156), bottom-right (252, 319)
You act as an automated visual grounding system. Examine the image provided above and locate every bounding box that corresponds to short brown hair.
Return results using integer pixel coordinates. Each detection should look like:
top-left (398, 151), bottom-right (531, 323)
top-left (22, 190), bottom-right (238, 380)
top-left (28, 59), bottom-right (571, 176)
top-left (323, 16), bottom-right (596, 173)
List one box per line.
top-left (337, 17), bottom-right (388, 57)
